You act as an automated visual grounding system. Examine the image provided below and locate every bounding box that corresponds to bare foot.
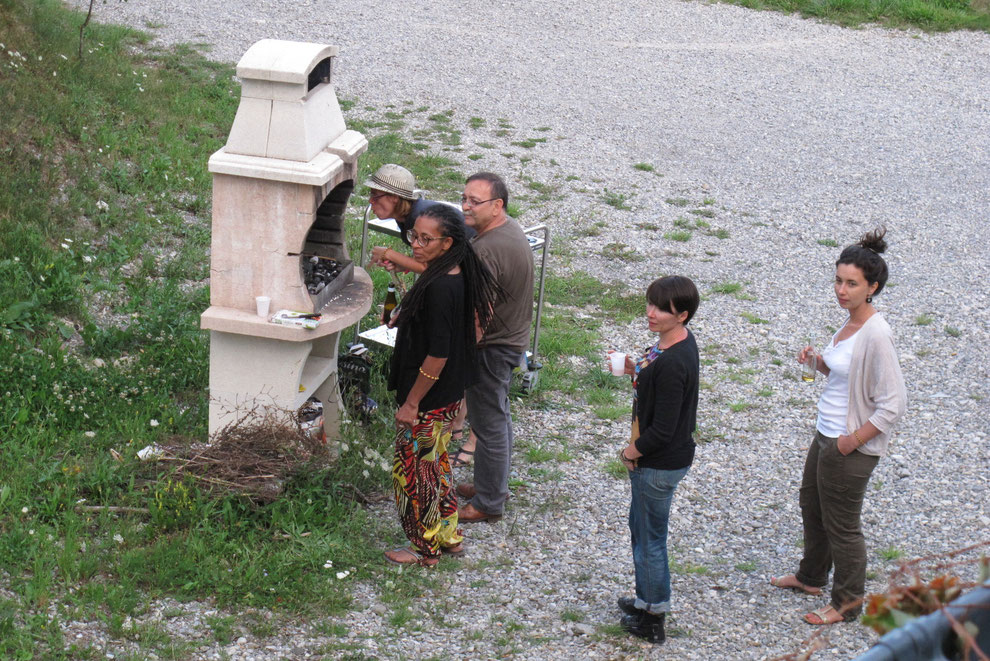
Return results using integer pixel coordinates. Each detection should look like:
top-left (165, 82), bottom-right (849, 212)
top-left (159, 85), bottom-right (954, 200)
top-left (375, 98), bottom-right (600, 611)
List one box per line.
top-left (770, 574), bottom-right (823, 596)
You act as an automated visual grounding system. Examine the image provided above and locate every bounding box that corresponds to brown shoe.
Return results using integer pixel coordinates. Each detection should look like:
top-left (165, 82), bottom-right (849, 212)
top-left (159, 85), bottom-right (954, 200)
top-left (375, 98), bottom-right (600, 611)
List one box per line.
top-left (456, 483), bottom-right (476, 499)
top-left (457, 503), bottom-right (502, 523)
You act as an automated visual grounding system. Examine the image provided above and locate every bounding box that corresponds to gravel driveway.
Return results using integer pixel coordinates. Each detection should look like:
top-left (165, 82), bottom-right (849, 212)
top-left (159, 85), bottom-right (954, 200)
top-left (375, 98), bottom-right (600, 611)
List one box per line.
top-left (67, 1), bottom-right (990, 658)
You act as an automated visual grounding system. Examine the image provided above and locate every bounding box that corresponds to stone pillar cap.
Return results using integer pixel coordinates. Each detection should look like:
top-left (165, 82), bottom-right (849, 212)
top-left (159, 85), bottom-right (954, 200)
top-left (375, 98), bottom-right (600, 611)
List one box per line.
top-left (236, 39), bottom-right (339, 88)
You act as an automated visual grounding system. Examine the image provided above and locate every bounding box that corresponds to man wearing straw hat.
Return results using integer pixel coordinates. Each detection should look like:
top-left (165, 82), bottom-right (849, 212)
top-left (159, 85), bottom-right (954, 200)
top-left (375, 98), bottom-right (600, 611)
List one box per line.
top-left (366, 163), bottom-right (470, 275)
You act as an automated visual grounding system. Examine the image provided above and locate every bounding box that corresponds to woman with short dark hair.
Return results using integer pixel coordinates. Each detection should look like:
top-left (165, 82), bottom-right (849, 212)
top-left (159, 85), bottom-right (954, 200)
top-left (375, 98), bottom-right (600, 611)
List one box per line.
top-left (612, 275), bottom-right (701, 644)
top-left (383, 204), bottom-right (499, 567)
top-left (771, 227), bottom-right (907, 625)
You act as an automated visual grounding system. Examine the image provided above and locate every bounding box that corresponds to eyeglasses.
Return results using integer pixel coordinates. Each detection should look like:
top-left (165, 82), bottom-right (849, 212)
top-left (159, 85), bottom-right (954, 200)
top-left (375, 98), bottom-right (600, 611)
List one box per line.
top-left (406, 230), bottom-right (447, 247)
top-left (460, 196), bottom-right (499, 208)
top-left (369, 190), bottom-right (391, 202)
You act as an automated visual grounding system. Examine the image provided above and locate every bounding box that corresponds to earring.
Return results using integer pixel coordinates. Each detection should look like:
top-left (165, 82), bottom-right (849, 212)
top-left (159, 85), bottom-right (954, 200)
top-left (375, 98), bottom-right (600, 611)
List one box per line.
top-left (866, 295), bottom-right (873, 303)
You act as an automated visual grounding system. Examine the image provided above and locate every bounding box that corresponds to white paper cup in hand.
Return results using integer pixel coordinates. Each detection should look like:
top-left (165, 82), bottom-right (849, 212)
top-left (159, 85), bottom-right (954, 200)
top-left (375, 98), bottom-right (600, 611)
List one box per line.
top-left (610, 351), bottom-right (626, 376)
top-left (255, 296), bottom-right (271, 318)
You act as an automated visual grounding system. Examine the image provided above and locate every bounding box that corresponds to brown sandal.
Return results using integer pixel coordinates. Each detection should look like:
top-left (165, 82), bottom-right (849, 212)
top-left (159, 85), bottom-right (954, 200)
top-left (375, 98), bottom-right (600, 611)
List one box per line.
top-left (804, 605), bottom-right (844, 625)
top-left (383, 547), bottom-right (439, 567)
top-left (770, 575), bottom-right (823, 596)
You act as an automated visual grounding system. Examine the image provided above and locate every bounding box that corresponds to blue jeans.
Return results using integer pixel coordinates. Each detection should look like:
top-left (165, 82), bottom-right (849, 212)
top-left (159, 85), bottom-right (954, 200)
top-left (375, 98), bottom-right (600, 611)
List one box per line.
top-left (629, 465), bottom-right (689, 615)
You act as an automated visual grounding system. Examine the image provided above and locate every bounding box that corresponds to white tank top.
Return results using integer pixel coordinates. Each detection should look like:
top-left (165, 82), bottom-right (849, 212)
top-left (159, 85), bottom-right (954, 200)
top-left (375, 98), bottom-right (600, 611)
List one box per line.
top-left (815, 328), bottom-right (859, 438)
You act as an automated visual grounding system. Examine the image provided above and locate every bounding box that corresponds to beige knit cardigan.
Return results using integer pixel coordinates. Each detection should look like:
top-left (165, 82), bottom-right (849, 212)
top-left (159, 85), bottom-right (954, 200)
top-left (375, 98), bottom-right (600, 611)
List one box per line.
top-left (846, 313), bottom-right (908, 457)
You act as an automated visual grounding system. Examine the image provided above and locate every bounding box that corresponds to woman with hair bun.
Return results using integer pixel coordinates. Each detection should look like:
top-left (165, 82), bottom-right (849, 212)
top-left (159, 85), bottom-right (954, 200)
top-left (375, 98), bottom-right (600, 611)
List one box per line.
top-left (771, 227), bottom-right (907, 625)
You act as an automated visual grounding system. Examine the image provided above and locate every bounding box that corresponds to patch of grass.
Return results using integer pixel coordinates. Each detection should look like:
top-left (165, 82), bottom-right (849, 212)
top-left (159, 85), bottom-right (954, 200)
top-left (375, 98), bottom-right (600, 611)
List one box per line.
top-left (710, 282), bottom-right (742, 295)
top-left (593, 404), bottom-right (629, 420)
top-left (879, 546), bottom-right (904, 561)
top-left (467, 153), bottom-right (483, 161)
top-left (741, 312), bottom-right (769, 324)
top-left (708, 228), bottom-right (730, 239)
top-left (468, 117), bottom-right (485, 128)
top-left (817, 238), bottom-right (839, 247)
top-left (735, 561), bottom-right (757, 572)
top-left (717, 0), bottom-right (990, 33)
top-left (915, 313), bottom-right (934, 326)
top-left (476, 141), bottom-right (495, 149)
top-left (671, 560), bottom-right (710, 575)
top-left (635, 222), bottom-right (661, 231)
top-left (601, 242), bottom-right (645, 263)
top-left (524, 446), bottom-right (555, 464)
top-left (633, 162), bottom-right (655, 172)
top-left (689, 208), bottom-right (715, 218)
top-left (601, 189), bottom-right (632, 210)
top-left (664, 230), bottom-right (692, 243)
top-left (944, 326), bottom-right (961, 337)
top-left (665, 197), bottom-right (690, 207)
top-left (561, 608), bottom-right (584, 622)
top-left (511, 137), bottom-right (547, 149)
top-left (576, 220), bottom-right (606, 237)
top-left (729, 401), bottom-right (753, 412)
top-left (603, 460), bottom-right (629, 479)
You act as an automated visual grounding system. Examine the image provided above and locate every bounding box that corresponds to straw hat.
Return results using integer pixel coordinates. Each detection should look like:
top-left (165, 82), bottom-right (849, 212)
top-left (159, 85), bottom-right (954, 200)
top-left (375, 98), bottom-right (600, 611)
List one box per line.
top-left (364, 164), bottom-right (418, 200)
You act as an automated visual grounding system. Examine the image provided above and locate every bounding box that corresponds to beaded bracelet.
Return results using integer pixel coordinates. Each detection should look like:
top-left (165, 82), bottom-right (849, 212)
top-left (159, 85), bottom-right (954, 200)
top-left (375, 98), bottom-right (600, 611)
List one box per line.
top-left (853, 429), bottom-right (865, 446)
top-left (419, 367), bottom-right (439, 381)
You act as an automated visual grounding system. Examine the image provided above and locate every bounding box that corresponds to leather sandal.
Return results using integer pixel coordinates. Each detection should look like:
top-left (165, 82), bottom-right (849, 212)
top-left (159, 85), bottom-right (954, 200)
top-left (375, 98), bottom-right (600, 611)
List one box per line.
top-left (457, 503), bottom-right (502, 523)
top-left (770, 575), bottom-right (823, 596)
top-left (803, 605), bottom-right (843, 625)
top-left (440, 542), bottom-right (466, 557)
top-left (383, 547), bottom-right (439, 567)
top-left (449, 445), bottom-right (474, 468)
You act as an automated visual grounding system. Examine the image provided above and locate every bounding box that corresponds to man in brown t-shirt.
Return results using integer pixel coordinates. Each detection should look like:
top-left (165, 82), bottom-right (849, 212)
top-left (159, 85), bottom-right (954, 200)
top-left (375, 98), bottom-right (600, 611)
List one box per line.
top-left (456, 172), bottom-right (534, 522)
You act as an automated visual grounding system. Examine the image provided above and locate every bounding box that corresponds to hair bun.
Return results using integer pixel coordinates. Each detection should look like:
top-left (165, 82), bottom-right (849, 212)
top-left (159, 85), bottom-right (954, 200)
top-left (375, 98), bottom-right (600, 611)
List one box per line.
top-left (859, 226), bottom-right (887, 254)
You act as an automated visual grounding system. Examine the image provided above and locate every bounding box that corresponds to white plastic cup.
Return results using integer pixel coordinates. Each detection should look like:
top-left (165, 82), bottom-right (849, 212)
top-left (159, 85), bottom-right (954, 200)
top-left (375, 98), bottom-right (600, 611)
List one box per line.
top-left (610, 351), bottom-right (627, 376)
top-left (255, 296), bottom-right (271, 318)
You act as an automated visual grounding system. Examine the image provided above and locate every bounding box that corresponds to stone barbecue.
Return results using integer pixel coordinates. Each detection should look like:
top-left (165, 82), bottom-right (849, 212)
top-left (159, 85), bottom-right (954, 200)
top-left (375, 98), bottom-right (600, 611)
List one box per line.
top-left (200, 39), bottom-right (371, 438)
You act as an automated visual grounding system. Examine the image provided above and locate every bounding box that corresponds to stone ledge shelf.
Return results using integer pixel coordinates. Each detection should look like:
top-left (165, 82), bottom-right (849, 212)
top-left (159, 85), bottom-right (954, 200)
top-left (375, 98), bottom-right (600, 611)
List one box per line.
top-left (200, 268), bottom-right (371, 341)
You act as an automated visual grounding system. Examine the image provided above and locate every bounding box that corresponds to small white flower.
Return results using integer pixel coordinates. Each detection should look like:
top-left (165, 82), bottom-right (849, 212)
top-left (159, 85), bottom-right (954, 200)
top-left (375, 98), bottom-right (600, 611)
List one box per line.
top-left (149, 419), bottom-right (159, 427)
top-left (362, 469), bottom-right (369, 478)
top-left (340, 442), bottom-right (349, 452)
top-left (83, 256), bottom-right (93, 263)
top-left (113, 533), bottom-right (124, 544)
top-left (60, 54), bottom-right (68, 60)
top-left (60, 243), bottom-right (69, 249)
top-left (96, 200), bottom-right (109, 211)
top-left (322, 560), bottom-right (333, 569)
top-left (28, 529), bottom-right (34, 535)
top-left (335, 570), bottom-right (349, 580)
top-left (84, 431), bottom-right (96, 438)
top-left (21, 507), bottom-right (28, 514)
top-left (64, 238), bottom-right (73, 243)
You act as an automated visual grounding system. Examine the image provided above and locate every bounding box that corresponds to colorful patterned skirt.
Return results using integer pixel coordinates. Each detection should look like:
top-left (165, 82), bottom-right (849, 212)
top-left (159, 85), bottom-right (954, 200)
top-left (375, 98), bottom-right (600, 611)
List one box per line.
top-left (391, 400), bottom-right (463, 558)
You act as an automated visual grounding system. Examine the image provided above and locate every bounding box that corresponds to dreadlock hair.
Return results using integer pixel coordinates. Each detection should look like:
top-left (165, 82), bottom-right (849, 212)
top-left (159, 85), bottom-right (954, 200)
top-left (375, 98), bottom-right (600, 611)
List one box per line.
top-left (836, 226), bottom-right (889, 297)
top-left (395, 204), bottom-right (502, 354)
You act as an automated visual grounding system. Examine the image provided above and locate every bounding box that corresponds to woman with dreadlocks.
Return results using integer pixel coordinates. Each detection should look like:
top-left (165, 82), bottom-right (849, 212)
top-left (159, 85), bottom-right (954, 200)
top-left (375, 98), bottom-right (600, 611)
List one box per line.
top-left (383, 203), bottom-right (500, 567)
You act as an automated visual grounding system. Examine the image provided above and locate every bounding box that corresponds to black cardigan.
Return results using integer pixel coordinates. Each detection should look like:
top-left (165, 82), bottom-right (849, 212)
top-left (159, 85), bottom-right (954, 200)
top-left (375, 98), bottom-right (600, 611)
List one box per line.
top-left (633, 330), bottom-right (699, 470)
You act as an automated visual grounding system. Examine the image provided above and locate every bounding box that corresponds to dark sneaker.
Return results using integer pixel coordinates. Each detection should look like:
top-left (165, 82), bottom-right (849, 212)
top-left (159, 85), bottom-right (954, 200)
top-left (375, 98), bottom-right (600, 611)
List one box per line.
top-left (617, 596), bottom-right (640, 616)
top-left (621, 611), bottom-right (666, 644)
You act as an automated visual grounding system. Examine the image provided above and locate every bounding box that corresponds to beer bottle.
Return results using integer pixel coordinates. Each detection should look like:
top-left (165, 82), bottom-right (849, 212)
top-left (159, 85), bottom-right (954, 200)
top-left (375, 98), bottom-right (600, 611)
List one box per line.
top-left (382, 284), bottom-right (398, 325)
